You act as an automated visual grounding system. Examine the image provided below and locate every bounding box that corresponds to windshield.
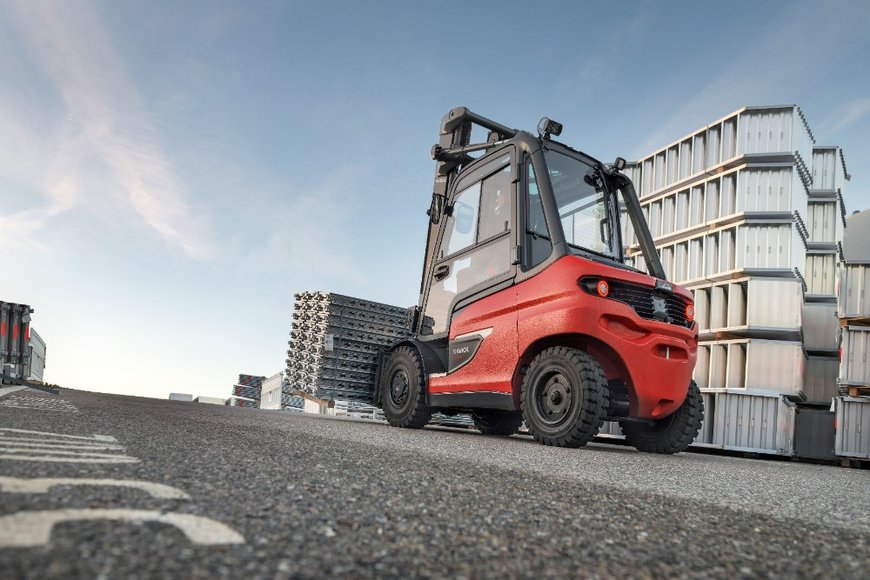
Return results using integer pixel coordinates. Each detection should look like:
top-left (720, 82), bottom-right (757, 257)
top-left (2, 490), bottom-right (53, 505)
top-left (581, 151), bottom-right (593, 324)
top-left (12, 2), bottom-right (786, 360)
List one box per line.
top-left (543, 148), bottom-right (617, 259)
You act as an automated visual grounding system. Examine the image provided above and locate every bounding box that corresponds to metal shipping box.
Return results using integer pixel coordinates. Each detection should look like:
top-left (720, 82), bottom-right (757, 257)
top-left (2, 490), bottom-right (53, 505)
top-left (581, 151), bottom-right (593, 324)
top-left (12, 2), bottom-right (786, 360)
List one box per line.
top-left (805, 252), bottom-right (838, 296)
top-left (839, 326), bottom-right (870, 386)
top-left (803, 355), bottom-right (840, 403)
top-left (634, 106), bottom-right (814, 199)
top-left (259, 372), bottom-right (283, 410)
top-left (811, 146), bottom-right (848, 193)
top-left (0, 302), bottom-right (33, 380)
top-left (194, 396), bottom-right (226, 405)
top-left (692, 278), bottom-right (802, 338)
top-left (27, 328), bottom-right (46, 382)
top-left (833, 396), bottom-right (870, 459)
top-left (801, 301), bottom-right (839, 352)
top-left (709, 389), bottom-right (796, 456)
top-left (169, 393), bottom-right (193, 402)
top-left (694, 339), bottom-right (804, 395)
top-left (838, 264), bottom-right (870, 319)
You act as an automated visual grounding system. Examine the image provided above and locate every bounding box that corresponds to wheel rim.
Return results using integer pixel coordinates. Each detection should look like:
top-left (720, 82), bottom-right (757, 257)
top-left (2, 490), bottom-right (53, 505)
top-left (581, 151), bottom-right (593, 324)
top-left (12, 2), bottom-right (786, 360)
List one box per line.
top-left (389, 368), bottom-right (410, 408)
top-left (533, 370), bottom-right (575, 427)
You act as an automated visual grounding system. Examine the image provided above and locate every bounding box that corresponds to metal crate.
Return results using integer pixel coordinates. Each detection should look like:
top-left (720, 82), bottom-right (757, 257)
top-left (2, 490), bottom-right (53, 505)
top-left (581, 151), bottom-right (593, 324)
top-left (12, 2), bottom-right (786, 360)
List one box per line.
top-left (634, 106), bottom-right (813, 199)
top-left (834, 396), bottom-right (870, 459)
top-left (694, 339), bottom-right (804, 395)
top-left (838, 264), bottom-right (870, 319)
top-left (801, 301), bottom-right (839, 352)
top-left (708, 389), bottom-right (796, 456)
top-left (838, 326), bottom-right (870, 387)
top-left (692, 278), bottom-right (802, 339)
top-left (803, 355), bottom-right (840, 403)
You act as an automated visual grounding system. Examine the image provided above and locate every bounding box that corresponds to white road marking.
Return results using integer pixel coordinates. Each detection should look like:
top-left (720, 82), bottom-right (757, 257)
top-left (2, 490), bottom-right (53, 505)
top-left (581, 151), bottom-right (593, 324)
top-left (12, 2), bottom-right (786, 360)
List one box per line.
top-left (0, 448), bottom-right (138, 459)
top-left (0, 509), bottom-right (245, 547)
top-left (0, 428), bottom-right (136, 463)
top-left (0, 395), bottom-right (78, 413)
top-left (0, 477), bottom-right (190, 499)
top-left (0, 428), bottom-right (116, 442)
top-left (0, 441), bottom-right (126, 451)
top-left (0, 455), bottom-right (139, 464)
top-left (0, 386), bottom-right (28, 398)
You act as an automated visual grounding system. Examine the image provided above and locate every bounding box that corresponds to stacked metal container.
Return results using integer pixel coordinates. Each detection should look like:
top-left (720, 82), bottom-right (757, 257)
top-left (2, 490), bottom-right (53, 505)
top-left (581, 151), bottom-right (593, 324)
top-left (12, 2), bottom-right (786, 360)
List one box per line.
top-left (230, 374), bottom-right (265, 408)
top-left (623, 105), bottom-right (847, 456)
top-left (27, 329), bottom-right (46, 382)
top-left (259, 372), bottom-right (283, 410)
top-left (0, 302), bottom-right (33, 383)
top-left (834, 210), bottom-right (870, 461)
top-left (285, 291), bottom-right (411, 403)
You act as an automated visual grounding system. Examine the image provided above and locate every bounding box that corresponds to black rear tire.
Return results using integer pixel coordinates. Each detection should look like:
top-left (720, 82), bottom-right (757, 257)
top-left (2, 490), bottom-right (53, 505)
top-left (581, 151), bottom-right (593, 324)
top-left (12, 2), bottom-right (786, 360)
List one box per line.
top-left (620, 381), bottom-right (704, 454)
top-left (520, 347), bottom-right (609, 448)
top-left (380, 346), bottom-right (432, 429)
top-left (471, 409), bottom-right (523, 436)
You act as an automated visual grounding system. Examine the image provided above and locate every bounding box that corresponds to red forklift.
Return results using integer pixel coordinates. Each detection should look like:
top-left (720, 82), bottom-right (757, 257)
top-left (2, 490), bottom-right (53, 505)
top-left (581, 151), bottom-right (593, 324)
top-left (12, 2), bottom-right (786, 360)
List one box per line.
top-left (375, 107), bottom-right (701, 454)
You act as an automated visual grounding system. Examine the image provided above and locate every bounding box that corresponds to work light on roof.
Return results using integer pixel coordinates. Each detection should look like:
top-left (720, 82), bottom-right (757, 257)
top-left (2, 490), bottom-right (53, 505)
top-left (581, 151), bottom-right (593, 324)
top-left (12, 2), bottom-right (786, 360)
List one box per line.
top-left (537, 117), bottom-right (563, 138)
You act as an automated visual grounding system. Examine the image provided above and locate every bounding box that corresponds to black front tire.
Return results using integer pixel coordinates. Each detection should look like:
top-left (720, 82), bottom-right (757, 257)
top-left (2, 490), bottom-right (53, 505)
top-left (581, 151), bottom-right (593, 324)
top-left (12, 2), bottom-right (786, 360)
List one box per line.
top-left (380, 346), bottom-right (432, 429)
top-left (471, 409), bottom-right (523, 436)
top-left (620, 381), bottom-right (704, 454)
top-left (520, 347), bottom-right (609, 448)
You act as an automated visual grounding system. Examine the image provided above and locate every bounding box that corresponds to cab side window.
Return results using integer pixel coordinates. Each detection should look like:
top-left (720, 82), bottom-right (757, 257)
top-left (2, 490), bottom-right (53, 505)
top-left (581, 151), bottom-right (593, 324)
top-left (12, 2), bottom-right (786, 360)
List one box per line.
top-left (478, 165), bottom-right (512, 241)
top-left (525, 162), bottom-right (552, 268)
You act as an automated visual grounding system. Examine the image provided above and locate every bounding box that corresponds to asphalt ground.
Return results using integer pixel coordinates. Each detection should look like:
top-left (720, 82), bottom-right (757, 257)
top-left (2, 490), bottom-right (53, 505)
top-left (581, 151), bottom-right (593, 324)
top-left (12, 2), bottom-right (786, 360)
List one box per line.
top-left (0, 387), bottom-right (869, 578)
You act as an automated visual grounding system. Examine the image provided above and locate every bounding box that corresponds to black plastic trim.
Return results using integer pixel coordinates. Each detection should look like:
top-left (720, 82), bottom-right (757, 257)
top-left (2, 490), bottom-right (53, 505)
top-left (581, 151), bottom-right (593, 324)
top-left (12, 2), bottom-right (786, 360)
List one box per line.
top-left (429, 391), bottom-right (516, 411)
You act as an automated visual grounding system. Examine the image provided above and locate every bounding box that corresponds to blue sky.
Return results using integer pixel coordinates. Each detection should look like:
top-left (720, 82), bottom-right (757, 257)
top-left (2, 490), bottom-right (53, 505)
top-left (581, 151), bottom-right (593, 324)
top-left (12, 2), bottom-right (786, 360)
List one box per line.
top-left (2, 0), bottom-right (869, 400)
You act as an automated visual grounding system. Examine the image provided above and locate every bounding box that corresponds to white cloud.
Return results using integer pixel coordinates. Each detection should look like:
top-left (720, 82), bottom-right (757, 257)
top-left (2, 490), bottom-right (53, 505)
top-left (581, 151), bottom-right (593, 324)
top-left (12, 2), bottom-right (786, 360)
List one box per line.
top-left (631, 0), bottom-right (868, 157)
top-left (827, 97), bottom-right (870, 136)
top-left (0, 1), bottom-right (215, 259)
top-left (239, 164), bottom-right (369, 289)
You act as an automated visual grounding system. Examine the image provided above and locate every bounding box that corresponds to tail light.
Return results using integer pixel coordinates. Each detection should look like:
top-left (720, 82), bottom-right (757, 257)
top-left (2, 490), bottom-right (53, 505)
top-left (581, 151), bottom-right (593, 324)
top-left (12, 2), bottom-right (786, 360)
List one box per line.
top-left (685, 303), bottom-right (695, 322)
top-left (596, 280), bottom-right (610, 297)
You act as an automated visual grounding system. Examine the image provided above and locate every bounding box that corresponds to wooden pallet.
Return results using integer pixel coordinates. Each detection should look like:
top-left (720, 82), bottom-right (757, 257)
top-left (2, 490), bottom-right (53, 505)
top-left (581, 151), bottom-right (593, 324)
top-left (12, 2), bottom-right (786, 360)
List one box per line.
top-left (839, 316), bottom-right (870, 328)
top-left (846, 385), bottom-right (870, 398)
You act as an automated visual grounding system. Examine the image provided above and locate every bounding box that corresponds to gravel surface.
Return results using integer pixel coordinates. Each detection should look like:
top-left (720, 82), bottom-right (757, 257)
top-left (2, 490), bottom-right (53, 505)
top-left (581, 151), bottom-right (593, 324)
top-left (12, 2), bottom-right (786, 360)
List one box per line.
top-left (1, 387), bottom-right (868, 578)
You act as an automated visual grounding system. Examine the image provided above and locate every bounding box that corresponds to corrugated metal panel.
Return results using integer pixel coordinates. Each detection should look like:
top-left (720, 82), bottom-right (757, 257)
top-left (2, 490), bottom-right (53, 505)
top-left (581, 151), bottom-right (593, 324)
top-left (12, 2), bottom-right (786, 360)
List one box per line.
top-left (697, 339), bottom-right (804, 395)
top-left (801, 302), bottom-right (838, 352)
top-left (634, 106), bottom-right (814, 200)
top-left (839, 326), bottom-right (870, 386)
top-left (805, 253), bottom-right (837, 296)
top-left (737, 166), bottom-right (805, 214)
top-left (834, 396), bottom-right (870, 459)
top-left (811, 147), bottom-right (845, 192)
top-left (803, 355), bottom-right (839, 402)
top-left (710, 389), bottom-right (796, 455)
top-left (259, 372), bottom-right (283, 410)
top-left (839, 264), bottom-right (870, 318)
top-left (731, 278), bottom-right (802, 335)
top-left (26, 328), bottom-right (46, 382)
top-left (807, 202), bottom-right (838, 244)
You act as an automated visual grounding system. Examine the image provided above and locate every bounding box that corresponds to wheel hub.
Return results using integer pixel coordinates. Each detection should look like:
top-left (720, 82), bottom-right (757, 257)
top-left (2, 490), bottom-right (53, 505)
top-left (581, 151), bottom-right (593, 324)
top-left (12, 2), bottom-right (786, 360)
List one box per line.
top-left (389, 369), bottom-right (410, 407)
top-left (536, 372), bottom-right (573, 424)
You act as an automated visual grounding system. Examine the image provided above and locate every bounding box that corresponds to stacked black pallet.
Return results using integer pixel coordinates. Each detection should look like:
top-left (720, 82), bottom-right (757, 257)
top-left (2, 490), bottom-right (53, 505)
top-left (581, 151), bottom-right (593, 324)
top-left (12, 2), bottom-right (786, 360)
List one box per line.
top-left (285, 291), bottom-right (410, 403)
top-left (231, 374), bottom-right (264, 408)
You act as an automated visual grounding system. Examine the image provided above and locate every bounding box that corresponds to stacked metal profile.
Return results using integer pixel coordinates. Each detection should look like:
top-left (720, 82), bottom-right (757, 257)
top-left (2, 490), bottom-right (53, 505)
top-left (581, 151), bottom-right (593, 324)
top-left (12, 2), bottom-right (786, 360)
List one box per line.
top-left (0, 302), bottom-right (33, 383)
top-left (285, 291), bottom-right (411, 403)
top-left (623, 105), bottom-right (848, 455)
top-left (230, 374), bottom-right (265, 408)
top-left (834, 211), bottom-right (870, 460)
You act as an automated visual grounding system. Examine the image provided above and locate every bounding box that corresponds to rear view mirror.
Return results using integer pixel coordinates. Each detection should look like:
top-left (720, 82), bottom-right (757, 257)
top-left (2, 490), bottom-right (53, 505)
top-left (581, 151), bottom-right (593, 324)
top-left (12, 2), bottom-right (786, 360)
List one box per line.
top-left (427, 193), bottom-right (445, 224)
top-left (454, 201), bottom-right (475, 235)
